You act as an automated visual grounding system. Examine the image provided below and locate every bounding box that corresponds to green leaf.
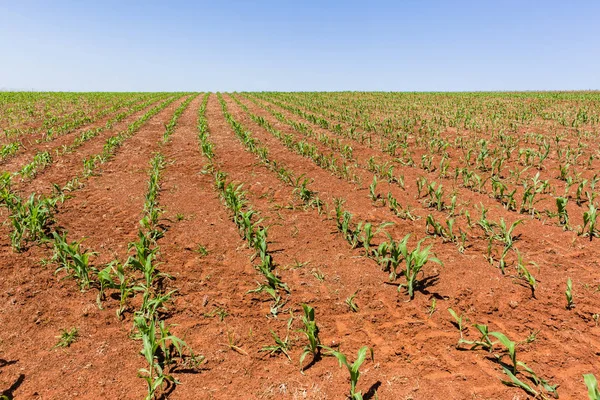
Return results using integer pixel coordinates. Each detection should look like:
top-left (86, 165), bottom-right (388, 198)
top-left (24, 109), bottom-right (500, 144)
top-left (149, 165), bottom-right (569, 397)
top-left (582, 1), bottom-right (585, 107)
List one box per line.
top-left (500, 366), bottom-right (538, 397)
top-left (584, 374), bottom-right (600, 400)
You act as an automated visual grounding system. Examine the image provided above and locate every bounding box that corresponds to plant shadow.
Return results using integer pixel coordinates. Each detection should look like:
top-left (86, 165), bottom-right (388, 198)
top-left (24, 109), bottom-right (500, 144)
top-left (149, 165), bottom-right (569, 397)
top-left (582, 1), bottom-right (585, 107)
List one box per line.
top-left (414, 274), bottom-right (441, 297)
top-left (363, 381), bottom-right (382, 400)
top-left (0, 374), bottom-right (25, 400)
top-left (301, 352), bottom-right (322, 373)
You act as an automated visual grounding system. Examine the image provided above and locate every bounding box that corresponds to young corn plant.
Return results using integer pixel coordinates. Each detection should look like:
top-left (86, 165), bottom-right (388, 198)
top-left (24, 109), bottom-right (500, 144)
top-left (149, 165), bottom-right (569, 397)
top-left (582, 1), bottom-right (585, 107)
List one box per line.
top-left (491, 332), bottom-right (558, 398)
top-left (376, 233), bottom-right (410, 281)
top-left (19, 151), bottom-right (52, 180)
top-left (497, 219), bottom-right (523, 272)
top-left (322, 346), bottom-right (372, 400)
top-left (555, 197), bottom-right (569, 229)
top-left (448, 308), bottom-right (467, 340)
top-left (586, 175), bottom-right (599, 204)
top-left (114, 261), bottom-right (142, 318)
top-left (345, 291), bottom-right (359, 312)
top-left (292, 175), bottom-right (324, 212)
top-left (337, 211), bottom-right (360, 249)
top-left (299, 304), bottom-right (321, 368)
top-left (576, 179), bottom-right (588, 206)
top-left (135, 316), bottom-right (177, 400)
top-left (566, 278), bottom-right (574, 309)
top-left (425, 214), bottom-right (457, 243)
top-left (399, 238), bottom-right (442, 300)
top-left (357, 221), bottom-right (392, 256)
top-left (259, 330), bottom-right (292, 361)
top-left (127, 232), bottom-right (165, 293)
top-left (491, 177), bottom-right (517, 211)
top-left (368, 176), bottom-right (384, 206)
top-left (4, 192), bottom-right (58, 251)
top-left (416, 176), bottom-right (428, 198)
top-left (426, 181), bottom-right (444, 211)
top-left (514, 250), bottom-right (537, 298)
top-left (156, 320), bottom-right (195, 368)
top-left (52, 232), bottom-right (96, 291)
top-left (481, 217), bottom-right (523, 273)
top-left (581, 204), bottom-right (599, 241)
top-left (96, 263), bottom-right (117, 309)
top-left (387, 193), bottom-right (417, 221)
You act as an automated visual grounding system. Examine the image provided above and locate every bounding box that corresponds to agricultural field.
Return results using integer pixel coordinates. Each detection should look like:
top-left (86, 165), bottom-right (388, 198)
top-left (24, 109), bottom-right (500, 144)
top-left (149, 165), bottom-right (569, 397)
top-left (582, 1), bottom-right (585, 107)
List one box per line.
top-left (0, 91), bottom-right (600, 399)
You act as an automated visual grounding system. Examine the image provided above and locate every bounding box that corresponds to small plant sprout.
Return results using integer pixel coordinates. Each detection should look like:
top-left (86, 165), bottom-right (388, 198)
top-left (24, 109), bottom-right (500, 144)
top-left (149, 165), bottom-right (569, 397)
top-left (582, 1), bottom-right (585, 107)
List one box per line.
top-left (225, 330), bottom-right (248, 356)
top-left (448, 308), bottom-right (467, 339)
top-left (96, 262), bottom-right (118, 309)
top-left (311, 268), bottom-right (325, 282)
top-left (427, 298), bottom-right (437, 318)
top-left (368, 175), bottom-right (383, 205)
top-left (53, 327), bottom-right (79, 349)
top-left (135, 317), bottom-right (178, 400)
top-left (566, 278), bottom-right (574, 309)
top-left (194, 244), bottom-right (209, 256)
top-left (514, 250), bottom-right (537, 298)
top-left (345, 291), bottom-right (359, 312)
top-left (260, 330), bottom-right (292, 361)
top-left (203, 307), bottom-right (228, 321)
top-left (322, 346), bottom-right (372, 400)
top-left (358, 221), bottom-right (393, 256)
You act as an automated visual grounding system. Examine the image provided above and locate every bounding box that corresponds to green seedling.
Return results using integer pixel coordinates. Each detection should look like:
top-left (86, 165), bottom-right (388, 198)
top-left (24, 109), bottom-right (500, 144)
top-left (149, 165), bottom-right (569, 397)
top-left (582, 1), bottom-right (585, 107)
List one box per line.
top-left (4, 192), bottom-right (57, 251)
top-left (299, 304), bottom-right (321, 368)
top-left (53, 327), bottom-right (79, 349)
top-left (448, 308), bottom-right (466, 339)
top-left (581, 204), bottom-right (599, 240)
top-left (379, 233), bottom-right (410, 281)
top-left (322, 346), bottom-right (372, 400)
top-left (312, 268), bottom-right (325, 282)
top-left (52, 232), bottom-right (96, 291)
top-left (556, 197), bottom-right (569, 228)
top-left (358, 221), bottom-right (392, 256)
top-left (135, 316), bottom-right (178, 400)
top-left (427, 298), bottom-right (437, 318)
top-left (345, 291), bottom-right (359, 312)
top-left (96, 262), bottom-right (118, 309)
top-left (566, 278), bottom-right (574, 309)
top-left (203, 307), bottom-right (228, 321)
top-left (260, 330), bottom-right (292, 361)
top-left (399, 238), bottom-right (442, 300)
top-left (515, 250), bottom-right (537, 297)
top-left (368, 176), bottom-right (383, 205)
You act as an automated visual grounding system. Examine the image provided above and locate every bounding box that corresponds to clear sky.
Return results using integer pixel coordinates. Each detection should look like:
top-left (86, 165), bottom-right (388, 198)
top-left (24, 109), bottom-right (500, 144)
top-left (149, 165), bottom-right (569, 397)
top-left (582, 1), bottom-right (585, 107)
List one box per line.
top-left (1, 0), bottom-right (599, 91)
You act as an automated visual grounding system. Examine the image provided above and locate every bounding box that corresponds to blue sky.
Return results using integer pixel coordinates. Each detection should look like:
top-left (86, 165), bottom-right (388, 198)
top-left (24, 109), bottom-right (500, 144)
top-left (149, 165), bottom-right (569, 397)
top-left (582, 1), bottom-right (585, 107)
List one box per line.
top-left (1, 0), bottom-right (599, 91)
